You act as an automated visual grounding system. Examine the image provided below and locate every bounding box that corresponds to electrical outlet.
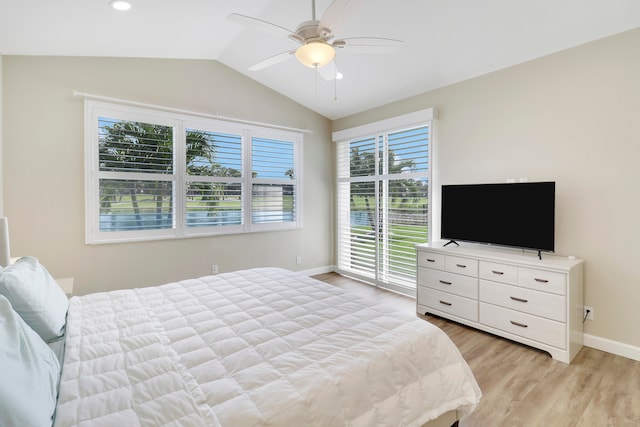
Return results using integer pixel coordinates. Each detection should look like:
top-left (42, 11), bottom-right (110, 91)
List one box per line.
top-left (296, 256), bottom-right (302, 265)
top-left (211, 264), bottom-right (219, 275)
top-left (584, 306), bottom-right (594, 321)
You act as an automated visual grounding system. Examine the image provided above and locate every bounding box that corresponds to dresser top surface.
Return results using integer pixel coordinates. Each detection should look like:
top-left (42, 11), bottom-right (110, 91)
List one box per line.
top-left (417, 241), bottom-right (583, 271)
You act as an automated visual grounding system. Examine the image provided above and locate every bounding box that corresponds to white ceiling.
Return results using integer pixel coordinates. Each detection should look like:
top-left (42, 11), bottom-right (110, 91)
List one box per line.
top-left (1, 0), bottom-right (639, 120)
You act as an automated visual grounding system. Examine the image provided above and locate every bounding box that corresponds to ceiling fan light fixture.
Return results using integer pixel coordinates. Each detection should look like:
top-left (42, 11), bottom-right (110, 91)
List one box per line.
top-left (295, 41), bottom-right (335, 68)
top-left (109, 0), bottom-right (132, 11)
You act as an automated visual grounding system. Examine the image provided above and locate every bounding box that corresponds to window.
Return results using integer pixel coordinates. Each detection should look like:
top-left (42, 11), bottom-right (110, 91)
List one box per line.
top-left (334, 109), bottom-right (434, 294)
top-left (85, 101), bottom-right (302, 244)
top-left (251, 137), bottom-right (297, 226)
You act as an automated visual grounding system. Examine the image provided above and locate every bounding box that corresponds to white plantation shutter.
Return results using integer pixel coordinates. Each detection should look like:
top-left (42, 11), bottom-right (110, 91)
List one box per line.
top-left (337, 137), bottom-right (378, 280)
top-left (251, 137), bottom-right (299, 227)
top-left (381, 127), bottom-right (429, 283)
top-left (335, 109), bottom-right (433, 294)
top-left (185, 128), bottom-right (244, 232)
top-left (98, 117), bottom-right (174, 174)
top-left (97, 116), bottom-right (176, 236)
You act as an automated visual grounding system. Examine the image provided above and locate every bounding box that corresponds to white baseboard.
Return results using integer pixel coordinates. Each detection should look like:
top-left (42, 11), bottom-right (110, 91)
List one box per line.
top-left (584, 333), bottom-right (640, 362)
top-left (298, 265), bottom-right (336, 277)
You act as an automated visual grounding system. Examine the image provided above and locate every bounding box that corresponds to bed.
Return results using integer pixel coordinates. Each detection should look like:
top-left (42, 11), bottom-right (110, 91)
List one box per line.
top-left (0, 257), bottom-right (481, 427)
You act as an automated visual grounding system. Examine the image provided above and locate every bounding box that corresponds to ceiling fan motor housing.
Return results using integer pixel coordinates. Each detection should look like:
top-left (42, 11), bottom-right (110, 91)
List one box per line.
top-left (295, 20), bottom-right (331, 41)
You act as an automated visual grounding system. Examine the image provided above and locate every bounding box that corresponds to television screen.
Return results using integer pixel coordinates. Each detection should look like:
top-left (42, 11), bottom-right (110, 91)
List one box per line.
top-left (441, 182), bottom-right (555, 252)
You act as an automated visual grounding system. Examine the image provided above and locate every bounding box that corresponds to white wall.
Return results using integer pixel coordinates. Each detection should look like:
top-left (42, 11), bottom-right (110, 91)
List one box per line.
top-left (2, 56), bottom-right (333, 295)
top-left (334, 29), bottom-right (640, 351)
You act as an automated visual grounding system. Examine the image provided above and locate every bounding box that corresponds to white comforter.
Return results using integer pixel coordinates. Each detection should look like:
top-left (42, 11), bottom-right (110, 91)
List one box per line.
top-left (55, 268), bottom-right (481, 427)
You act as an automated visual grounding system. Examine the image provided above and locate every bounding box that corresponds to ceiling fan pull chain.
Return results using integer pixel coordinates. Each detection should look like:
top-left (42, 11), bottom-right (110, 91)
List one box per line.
top-left (315, 64), bottom-right (319, 99)
top-left (334, 58), bottom-right (338, 101)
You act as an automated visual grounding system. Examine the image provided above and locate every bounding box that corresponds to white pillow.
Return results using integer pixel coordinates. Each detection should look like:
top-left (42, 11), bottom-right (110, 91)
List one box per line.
top-left (0, 294), bottom-right (60, 427)
top-left (0, 257), bottom-right (69, 342)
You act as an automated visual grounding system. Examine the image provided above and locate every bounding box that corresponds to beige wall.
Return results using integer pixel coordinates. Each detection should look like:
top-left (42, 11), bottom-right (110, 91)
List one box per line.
top-left (334, 28), bottom-right (640, 349)
top-left (2, 56), bottom-right (333, 295)
top-left (0, 53), bottom-right (3, 216)
top-left (4, 29), bottom-right (639, 351)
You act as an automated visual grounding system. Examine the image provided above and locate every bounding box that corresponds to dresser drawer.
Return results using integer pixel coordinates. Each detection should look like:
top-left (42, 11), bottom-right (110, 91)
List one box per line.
top-left (445, 256), bottom-right (478, 277)
top-left (418, 267), bottom-right (478, 299)
top-left (418, 287), bottom-right (478, 322)
top-left (479, 280), bottom-right (565, 322)
top-left (480, 303), bottom-right (565, 349)
top-left (479, 261), bottom-right (518, 285)
top-left (417, 251), bottom-right (445, 270)
top-left (518, 267), bottom-right (566, 295)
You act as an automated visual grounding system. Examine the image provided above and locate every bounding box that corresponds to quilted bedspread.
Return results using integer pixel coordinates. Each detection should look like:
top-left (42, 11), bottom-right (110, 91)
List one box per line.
top-left (54, 268), bottom-right (481, 427)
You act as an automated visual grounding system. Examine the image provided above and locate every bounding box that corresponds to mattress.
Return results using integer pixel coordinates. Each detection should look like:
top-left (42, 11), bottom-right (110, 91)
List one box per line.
top-left (54, 268), bottom-right (481, 427)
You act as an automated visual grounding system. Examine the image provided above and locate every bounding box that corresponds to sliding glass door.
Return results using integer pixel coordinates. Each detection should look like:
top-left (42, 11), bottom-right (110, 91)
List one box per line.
top-left (336, 125), bottom-right (430, 294)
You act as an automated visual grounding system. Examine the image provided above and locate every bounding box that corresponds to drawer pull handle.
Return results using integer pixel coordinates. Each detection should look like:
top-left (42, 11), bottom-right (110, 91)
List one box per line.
top-left (534, 278), bottom-right (549, 283)
top-left (510, 320), bottom-right (528, 328)
top-left (456, 264), bottom-right (467, 268)
top-left (492, 270), bottom-right (504, 275)
top-left (439, 280), bottom-right (452, 285)
top-left (426, 259), bottom-right (436, 263)
top-left (439, 300), bottom-right (452, 306)
top-left (510, 296), bottom-right (528, 303)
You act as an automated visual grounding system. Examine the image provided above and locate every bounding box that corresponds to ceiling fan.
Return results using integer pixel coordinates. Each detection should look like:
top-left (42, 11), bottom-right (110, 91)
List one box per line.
top-left (228, 0), bottom-right (403, 80)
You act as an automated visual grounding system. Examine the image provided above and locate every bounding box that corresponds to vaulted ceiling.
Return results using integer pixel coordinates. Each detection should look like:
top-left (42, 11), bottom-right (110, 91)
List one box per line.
top-left (1, 0), bottom-right (639, 119)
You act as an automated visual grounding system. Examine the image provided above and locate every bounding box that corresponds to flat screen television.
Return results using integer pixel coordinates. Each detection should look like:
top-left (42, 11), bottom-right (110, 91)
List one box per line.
top-left (441, 181), bottom-right (555, 254)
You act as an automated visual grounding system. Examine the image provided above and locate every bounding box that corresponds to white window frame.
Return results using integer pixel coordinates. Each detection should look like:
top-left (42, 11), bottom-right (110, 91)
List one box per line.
top-left (85, 100), bottom-right (303, 244)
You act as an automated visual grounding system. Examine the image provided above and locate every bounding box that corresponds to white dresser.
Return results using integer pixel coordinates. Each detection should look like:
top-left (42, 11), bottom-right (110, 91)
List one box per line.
top-left (416, 242), bottom-right (584, 363)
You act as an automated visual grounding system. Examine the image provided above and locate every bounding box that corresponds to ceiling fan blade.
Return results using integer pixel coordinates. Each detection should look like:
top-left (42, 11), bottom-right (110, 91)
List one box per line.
top-left (334, 37), bottom-right (403, 53)
top-left (317, 0), bottom-right (363, 37)
top-left (318, 61), bottom-right (340, 81)
top-left (248, 50), bottom-right (296, 71)
top-left (228, 13), bottom-right (298, 40)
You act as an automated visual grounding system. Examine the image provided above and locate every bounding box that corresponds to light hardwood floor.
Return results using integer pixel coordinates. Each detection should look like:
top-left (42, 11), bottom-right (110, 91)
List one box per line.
top-left (312, 272), bottom-right (640, 427)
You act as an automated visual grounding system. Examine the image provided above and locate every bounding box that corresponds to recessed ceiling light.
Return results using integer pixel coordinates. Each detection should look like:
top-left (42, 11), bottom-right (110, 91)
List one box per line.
top-left (109, 0), bottom-right (132, 11)
top-left (336, 72), bottom-right (344, 80)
